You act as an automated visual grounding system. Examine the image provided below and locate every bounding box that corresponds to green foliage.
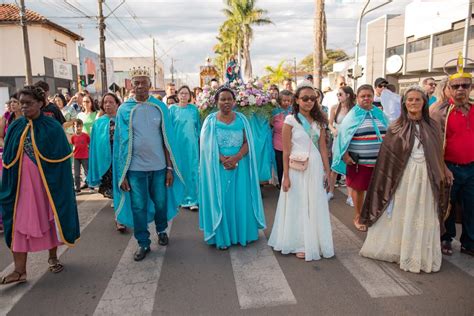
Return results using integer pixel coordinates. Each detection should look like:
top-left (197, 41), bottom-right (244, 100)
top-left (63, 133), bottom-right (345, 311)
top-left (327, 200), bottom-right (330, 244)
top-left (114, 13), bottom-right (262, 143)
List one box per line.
top-left (298, 49), bottom-right (350, 74)
top-left (262, 60), bottom-right (292, 86)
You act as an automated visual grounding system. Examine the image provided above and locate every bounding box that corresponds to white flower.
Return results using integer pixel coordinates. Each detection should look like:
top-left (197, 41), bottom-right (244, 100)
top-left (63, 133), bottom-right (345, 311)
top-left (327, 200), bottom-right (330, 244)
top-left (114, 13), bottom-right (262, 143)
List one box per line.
top-left (248, 95), bottom-right (256, 105)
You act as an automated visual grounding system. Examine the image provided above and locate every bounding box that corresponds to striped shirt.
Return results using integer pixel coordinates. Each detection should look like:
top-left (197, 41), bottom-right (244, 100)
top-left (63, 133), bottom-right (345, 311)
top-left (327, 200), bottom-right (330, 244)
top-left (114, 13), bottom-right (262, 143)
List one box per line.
top-left (348, 113), bottom-right (387, 166)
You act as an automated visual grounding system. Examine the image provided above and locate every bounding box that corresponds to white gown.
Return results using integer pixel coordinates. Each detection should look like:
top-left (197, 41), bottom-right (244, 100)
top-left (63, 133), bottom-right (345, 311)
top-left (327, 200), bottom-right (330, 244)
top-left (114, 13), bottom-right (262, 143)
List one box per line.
top-left (359, 137), bottom-right (441, 273)
top-left (268, 115), bottom-right (334, 261)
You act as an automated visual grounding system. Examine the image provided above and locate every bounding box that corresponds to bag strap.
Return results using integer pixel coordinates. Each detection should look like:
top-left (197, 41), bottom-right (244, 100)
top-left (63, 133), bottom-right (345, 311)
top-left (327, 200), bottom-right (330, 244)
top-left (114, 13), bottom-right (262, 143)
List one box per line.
top-left (297, 113), bottom-right (316, 155)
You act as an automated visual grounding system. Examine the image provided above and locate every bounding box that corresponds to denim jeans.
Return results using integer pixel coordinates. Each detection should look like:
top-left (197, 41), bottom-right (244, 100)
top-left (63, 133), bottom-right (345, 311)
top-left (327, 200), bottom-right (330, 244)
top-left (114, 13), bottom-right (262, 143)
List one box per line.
top-left (128, 169), bottom-right (167, 248)
top-left (442, 162), bottom-right (474, 250)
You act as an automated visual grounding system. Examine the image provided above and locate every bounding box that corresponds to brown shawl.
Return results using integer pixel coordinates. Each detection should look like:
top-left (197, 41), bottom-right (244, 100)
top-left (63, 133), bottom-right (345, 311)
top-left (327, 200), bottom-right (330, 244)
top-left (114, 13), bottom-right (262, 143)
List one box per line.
top-left (359, 118), bottom-right (449, 231)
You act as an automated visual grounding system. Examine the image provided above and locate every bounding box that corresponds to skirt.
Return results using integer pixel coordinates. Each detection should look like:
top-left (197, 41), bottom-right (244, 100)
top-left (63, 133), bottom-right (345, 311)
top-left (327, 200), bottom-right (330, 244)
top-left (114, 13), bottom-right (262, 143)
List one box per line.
top-left (346, 164), bottom-right (374, 191)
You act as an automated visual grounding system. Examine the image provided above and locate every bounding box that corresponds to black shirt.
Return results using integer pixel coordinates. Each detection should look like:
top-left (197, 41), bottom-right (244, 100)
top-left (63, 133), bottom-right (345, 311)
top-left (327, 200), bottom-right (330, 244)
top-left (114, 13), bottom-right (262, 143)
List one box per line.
top-left (41, 102), bottom-right (66, 125)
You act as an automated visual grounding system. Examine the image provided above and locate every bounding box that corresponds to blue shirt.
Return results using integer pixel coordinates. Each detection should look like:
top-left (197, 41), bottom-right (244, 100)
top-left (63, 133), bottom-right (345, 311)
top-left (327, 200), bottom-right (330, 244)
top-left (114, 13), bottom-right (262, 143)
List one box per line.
top-left (428, 95), bottom-right (437, 106)
top-left (129, 103), bottom-right (166, 171)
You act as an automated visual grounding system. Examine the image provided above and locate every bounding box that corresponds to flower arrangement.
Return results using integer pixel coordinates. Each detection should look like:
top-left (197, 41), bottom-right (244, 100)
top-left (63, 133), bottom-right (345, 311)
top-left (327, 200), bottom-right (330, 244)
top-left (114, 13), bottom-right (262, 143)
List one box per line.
top-left (197, 79), bottom-right (275, 121)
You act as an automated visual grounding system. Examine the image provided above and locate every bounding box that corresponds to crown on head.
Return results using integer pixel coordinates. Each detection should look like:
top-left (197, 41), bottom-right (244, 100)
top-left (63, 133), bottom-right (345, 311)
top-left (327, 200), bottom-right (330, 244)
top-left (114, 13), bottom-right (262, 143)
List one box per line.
top-left (445, 52), bottom-right (473, 81)
top-left (129, 66), bottom-right (151, 79)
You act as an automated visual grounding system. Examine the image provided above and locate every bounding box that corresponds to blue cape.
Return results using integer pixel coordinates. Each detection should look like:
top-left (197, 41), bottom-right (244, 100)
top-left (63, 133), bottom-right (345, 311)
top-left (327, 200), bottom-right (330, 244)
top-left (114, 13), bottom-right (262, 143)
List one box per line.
top-left (198, 112), bottom-right (266, 241)
top-left (331, 104), bottom-right (389, 175)
top-left (112, 96), bottom-right (184, 227)
top-left (88, 115), bottom-right (113, 187)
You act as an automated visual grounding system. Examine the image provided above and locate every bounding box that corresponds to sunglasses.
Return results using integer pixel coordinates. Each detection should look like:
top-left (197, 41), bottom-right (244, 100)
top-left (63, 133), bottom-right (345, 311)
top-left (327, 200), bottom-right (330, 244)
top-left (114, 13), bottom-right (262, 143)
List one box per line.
top-left (300, 96), bottom-right (317, 102)
top-left (450, 83), bottom-right (471, 90)
top-left (428, 83), bottom-right (437, 87)
top-left (339, 83), bottom-right (346, 87)
top-left (377, 84), bottom-right (387, 88)
top-left (337, 93), bottom-right (344, 97)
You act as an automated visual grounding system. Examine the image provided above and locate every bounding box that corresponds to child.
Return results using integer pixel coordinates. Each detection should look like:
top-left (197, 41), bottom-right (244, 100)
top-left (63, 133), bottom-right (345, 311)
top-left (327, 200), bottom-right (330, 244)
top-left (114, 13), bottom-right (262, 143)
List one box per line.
top-left (71, 119), bottom-right (90, 193)
top-left (271, 90), bottom-right (293, 185)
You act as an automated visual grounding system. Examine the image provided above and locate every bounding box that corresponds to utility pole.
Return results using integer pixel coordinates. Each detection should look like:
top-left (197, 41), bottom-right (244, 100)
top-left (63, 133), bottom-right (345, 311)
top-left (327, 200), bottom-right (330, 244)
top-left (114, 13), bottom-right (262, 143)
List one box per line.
top-left (19, 0), bottom-right (33, 85)
top-left (98, 0), bottom-right (107, 94)
top-left (153, 37), bottom-right (157, 89)
top-left (294, 57), bottom-right (297, 85)
top-left (313, 0), bottom-right (324, 90)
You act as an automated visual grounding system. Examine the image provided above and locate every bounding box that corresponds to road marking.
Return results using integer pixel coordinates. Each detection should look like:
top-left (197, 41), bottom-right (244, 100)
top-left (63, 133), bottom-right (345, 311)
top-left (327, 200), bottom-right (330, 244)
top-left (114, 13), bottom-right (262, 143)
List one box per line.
top-left (331, 214), bottom-right (422, 298)
top-left (444, 240), bottom-right (474, 277)
top-left (93, 222), bottom-right (173, 316)
top-left (229, 231), bottom-right (297, 309)
top-left (0, 194), bottom-right (110, 316)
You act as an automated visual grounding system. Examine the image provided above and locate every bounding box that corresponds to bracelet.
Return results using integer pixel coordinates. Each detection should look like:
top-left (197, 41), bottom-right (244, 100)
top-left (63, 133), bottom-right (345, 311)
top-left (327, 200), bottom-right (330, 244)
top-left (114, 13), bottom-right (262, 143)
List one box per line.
top-left (166, 166), bottom-right (173, 170)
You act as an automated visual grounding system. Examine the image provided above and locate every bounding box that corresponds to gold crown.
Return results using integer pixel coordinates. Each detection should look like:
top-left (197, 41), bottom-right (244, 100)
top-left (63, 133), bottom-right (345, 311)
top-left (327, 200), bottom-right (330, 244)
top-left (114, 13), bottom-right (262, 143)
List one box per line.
top-left (129, 66), bottom-right (151, 79)
top-left (445, 52), bottom-right (473, 81)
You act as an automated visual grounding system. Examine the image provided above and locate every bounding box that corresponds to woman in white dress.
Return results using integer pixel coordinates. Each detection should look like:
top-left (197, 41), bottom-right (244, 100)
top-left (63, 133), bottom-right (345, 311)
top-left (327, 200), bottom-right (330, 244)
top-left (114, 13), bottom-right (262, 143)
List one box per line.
top-left (268, 85), bottom-right (334, 261)
top-left (359, 86), bottom-right (449, 273)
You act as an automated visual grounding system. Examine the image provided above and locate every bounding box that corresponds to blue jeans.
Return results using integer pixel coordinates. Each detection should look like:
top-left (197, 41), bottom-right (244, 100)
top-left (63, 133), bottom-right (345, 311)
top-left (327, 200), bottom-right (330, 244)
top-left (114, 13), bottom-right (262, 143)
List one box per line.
top-left (128, 169), bottom-right (168, 248)
top-left (442, 162), bottom-right (474, 250)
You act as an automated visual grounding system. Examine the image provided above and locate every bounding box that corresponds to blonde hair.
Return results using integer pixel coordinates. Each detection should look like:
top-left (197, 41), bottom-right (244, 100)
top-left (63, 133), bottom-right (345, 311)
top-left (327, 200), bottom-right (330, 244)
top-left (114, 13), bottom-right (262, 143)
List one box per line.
top-left (433, 77), bottom-right (449, 103)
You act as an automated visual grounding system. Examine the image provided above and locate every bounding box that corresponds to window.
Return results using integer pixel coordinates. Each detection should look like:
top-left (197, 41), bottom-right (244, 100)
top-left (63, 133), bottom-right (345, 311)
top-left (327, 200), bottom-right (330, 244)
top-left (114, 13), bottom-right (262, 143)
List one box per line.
top-left (434, 28), bottom-right (464, 47)
top-left (386, 44), bottom-right (404, 57)
top-left (55, 40), bottom-right (67, 60)
top-left (407, 37), bottom-right (430, 53)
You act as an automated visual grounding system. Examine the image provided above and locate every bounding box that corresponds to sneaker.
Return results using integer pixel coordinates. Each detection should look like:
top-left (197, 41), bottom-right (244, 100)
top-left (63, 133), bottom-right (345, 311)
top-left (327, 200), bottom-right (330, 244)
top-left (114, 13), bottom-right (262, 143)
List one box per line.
top-left (327, 192), bottom-right (334, 201)
top-left (346, 196), bottom-right (354, 207)
top-left (158, 232), bottom-right (169, 246)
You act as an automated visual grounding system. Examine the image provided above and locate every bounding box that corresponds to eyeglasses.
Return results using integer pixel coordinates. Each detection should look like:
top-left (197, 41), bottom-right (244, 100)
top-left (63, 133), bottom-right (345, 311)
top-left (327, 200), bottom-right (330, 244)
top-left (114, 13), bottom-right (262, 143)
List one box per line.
top-left (300, 96), bottom-right (317, 102)
top-left (377, 84), bottom-right (387, 88)
top-left (428, 83), bottom-right (437, 87)
top-left (450, 83), bottom-right (471, 90)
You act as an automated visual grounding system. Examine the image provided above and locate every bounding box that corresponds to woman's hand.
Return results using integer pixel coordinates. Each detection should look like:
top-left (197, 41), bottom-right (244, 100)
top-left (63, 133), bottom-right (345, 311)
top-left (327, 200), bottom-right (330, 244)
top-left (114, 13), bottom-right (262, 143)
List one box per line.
top-left (282, 177), bottom-right (291, 192)
top-left (331, 129), bottom-right (338, 137)
top-left (343, 152), bottom-right (355, 165)
top-left (166, 170), bottom-right (174, 187)
top-left (120, 178), bottom-right (131, 191)
top-left (223, 155), bottom-right (239, 170)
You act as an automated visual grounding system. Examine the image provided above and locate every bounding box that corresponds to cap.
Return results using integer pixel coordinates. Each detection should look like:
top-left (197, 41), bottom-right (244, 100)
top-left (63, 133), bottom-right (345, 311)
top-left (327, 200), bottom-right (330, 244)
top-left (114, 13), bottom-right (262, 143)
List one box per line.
top-left (374, 77), bottom-right (388, 87)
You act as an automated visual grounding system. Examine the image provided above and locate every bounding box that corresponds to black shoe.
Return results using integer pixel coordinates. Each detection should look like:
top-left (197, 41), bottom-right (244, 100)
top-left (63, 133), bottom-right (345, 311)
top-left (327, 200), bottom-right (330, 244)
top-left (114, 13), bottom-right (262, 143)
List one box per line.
top-left (75, 189), bottom-right (81, 194)
top-left (80, 183), bottom-right (89, 190)
top-left (133, 246), bottom-right (150, 261)
top-left (158, 232), bottom-right (169, 246)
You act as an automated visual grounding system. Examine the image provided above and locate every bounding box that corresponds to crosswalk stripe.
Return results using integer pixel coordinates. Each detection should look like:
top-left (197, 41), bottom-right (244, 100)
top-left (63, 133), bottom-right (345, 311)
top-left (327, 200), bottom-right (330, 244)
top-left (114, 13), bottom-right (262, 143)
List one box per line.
top-left (444, 240), bottom-right (474, 277)
top-left (93, 222), bottom-right (173, 316)
top-left (229, 231), bottom-right (297, 309)
top-left (331, 214), bottom-right (422, 298)
top-left (0, 194), bottom-right (110, 316)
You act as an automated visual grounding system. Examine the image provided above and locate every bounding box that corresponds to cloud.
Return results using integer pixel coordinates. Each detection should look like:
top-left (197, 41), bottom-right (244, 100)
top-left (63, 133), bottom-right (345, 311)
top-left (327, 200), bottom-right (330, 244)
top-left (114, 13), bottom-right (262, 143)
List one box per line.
top-left (20, 0), bottom-right (410, 86)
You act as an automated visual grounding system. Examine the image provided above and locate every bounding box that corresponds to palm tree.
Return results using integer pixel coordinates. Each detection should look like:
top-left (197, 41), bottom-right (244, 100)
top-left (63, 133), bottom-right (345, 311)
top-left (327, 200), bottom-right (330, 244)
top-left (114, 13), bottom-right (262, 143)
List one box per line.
top-left (222, 0), bottom-right (273, 80)
top-left (263, 60), bottom-right (291, 86)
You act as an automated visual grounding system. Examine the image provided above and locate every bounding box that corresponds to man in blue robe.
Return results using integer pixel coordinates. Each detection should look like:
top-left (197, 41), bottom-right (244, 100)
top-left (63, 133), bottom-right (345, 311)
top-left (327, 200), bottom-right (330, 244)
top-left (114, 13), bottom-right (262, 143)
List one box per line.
top-left (113, 67), bottom-right (184, 261)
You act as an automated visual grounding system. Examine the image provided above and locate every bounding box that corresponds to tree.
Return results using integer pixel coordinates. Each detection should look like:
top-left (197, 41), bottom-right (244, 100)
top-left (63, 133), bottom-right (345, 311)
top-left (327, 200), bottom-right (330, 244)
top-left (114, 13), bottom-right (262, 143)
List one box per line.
top-left (314, 0), bottom-right (325, 89)
top-left (262, 60), bottom-right (291, 86)
top-left (299, 49), bottom-right (350, 75)
top-left (222, 0), bottom-right (273, 80)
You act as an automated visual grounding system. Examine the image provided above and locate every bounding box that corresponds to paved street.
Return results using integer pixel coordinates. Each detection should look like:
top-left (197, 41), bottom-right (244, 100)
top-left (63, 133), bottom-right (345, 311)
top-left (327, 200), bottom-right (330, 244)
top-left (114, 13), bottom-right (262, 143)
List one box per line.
top-left (0, 187), bottom-right (473, 316)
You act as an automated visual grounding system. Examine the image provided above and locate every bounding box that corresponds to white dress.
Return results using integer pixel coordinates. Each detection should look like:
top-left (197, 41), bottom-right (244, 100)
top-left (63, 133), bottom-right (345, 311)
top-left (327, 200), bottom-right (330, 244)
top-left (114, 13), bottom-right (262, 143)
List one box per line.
top-left (359, 137), bottom-right (442, 273)
top-left (268, 115), bottom-right (335, 261)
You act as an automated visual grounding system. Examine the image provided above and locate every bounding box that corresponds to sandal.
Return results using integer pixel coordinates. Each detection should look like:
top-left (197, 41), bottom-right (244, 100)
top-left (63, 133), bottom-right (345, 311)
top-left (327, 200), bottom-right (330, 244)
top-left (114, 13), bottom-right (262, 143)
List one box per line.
top-left (354, 220), bottom-right (367, 232)
top-left (48, 257), bottom-right (64, 273)
top-left (460, 246), bottom-right (474, 257)
top-left (1, 270), bottom-right (27, 285)
top-left (115, 221), bottom-right (127, 233)
top-left (295, 252), bottom-right (305, 259)
top-left (441, 240), bottom-right (453, 256)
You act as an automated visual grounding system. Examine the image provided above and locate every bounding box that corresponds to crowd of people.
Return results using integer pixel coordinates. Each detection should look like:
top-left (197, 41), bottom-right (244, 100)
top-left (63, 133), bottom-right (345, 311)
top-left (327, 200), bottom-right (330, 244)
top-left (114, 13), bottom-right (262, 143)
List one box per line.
top-left (0, 56), bottom-right (472, 285)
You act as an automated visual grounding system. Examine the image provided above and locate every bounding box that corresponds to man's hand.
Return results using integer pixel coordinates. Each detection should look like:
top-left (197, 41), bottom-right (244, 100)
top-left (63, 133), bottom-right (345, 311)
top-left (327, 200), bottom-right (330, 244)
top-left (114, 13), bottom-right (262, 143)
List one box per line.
top-left (120, 178), bottom-right (131, 191)
top-left (166, 170), bottom-right (174, 187)
top-left (445, 166), bottom-right (454, 186)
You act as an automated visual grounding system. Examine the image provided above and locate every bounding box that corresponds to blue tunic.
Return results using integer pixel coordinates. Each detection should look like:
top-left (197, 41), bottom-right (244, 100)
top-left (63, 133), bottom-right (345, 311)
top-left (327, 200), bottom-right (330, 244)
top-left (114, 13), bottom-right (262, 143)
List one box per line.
top-left (88, 115), bottom-right (113, 187)
top-left (199, 112), bottom-right (266, 248)
top-left (112, 96), bottom-right (184, 228)
top-left (169, 104), bottom-right (201, 207)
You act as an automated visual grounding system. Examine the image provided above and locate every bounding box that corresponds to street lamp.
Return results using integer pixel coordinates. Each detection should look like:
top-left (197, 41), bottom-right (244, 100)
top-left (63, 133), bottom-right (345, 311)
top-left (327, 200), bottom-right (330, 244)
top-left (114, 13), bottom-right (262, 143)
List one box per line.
top-left (353, 0), bottom-right (392, 90)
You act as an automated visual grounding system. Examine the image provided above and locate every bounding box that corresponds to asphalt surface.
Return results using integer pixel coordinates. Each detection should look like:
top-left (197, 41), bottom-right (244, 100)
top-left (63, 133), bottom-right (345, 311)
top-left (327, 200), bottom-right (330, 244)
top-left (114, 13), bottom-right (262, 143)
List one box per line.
top-left (0, 187), bottom-right (473, 316)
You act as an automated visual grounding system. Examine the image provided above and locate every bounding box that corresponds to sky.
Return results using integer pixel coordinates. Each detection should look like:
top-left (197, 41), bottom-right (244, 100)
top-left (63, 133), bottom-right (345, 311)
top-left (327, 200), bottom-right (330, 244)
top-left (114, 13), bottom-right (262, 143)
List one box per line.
top-left (8, 0), bottom-right (413, 86)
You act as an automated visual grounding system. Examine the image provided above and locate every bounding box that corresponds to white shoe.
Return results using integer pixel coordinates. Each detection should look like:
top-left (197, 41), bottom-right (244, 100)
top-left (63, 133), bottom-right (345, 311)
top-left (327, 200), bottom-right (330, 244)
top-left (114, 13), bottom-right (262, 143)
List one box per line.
top-left (346, 197), bottom-right (354, 207)
top-left (327, 192), bottom-right (334, 201)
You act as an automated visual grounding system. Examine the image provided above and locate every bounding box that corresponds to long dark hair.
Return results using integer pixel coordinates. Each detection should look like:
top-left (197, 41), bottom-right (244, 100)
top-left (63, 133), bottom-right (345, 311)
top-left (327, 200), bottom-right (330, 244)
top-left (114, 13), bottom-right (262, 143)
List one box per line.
top-left (293, 86), bottom-right (328, 127)
top-left (335, 86), bottom-right (356, 120)
top-left (393, 86), bottom-right (431, 129)
top-left (53, 93), bottom-right (67, 108)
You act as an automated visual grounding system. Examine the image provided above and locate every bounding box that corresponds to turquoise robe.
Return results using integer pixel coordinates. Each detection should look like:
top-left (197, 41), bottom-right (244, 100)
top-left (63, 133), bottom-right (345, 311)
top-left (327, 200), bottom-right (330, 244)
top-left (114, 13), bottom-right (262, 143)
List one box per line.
top-left (331, 105), bottom-right (389, 175)
top-left (112, 96), bottom-right (184, 228)
top-left (88, 115), bottom-right (113, 187)
top-left (247, 114), bottom-right (273, 182)
top-left (169, 104), bottom-right (201, 207)
top-left (0, 114), bottom-right (80, 248)
top-left (199, 112), bottom-right (266, 248)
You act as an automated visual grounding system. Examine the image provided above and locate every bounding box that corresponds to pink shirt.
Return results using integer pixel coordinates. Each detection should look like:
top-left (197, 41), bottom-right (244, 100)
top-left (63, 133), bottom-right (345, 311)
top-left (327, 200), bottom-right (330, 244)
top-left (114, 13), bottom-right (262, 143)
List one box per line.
top-left (272, 113), bottom-right (286, 151)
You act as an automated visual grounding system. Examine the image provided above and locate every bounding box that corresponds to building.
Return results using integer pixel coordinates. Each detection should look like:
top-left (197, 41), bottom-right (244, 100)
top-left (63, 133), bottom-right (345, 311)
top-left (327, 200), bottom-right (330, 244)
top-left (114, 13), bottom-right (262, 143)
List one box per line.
top-left (365, 0), bottom-right (473, 91)
top-left (111, 56), bottom-right (165, 92)
top-left (0, 3), bottom-right (83, 103)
